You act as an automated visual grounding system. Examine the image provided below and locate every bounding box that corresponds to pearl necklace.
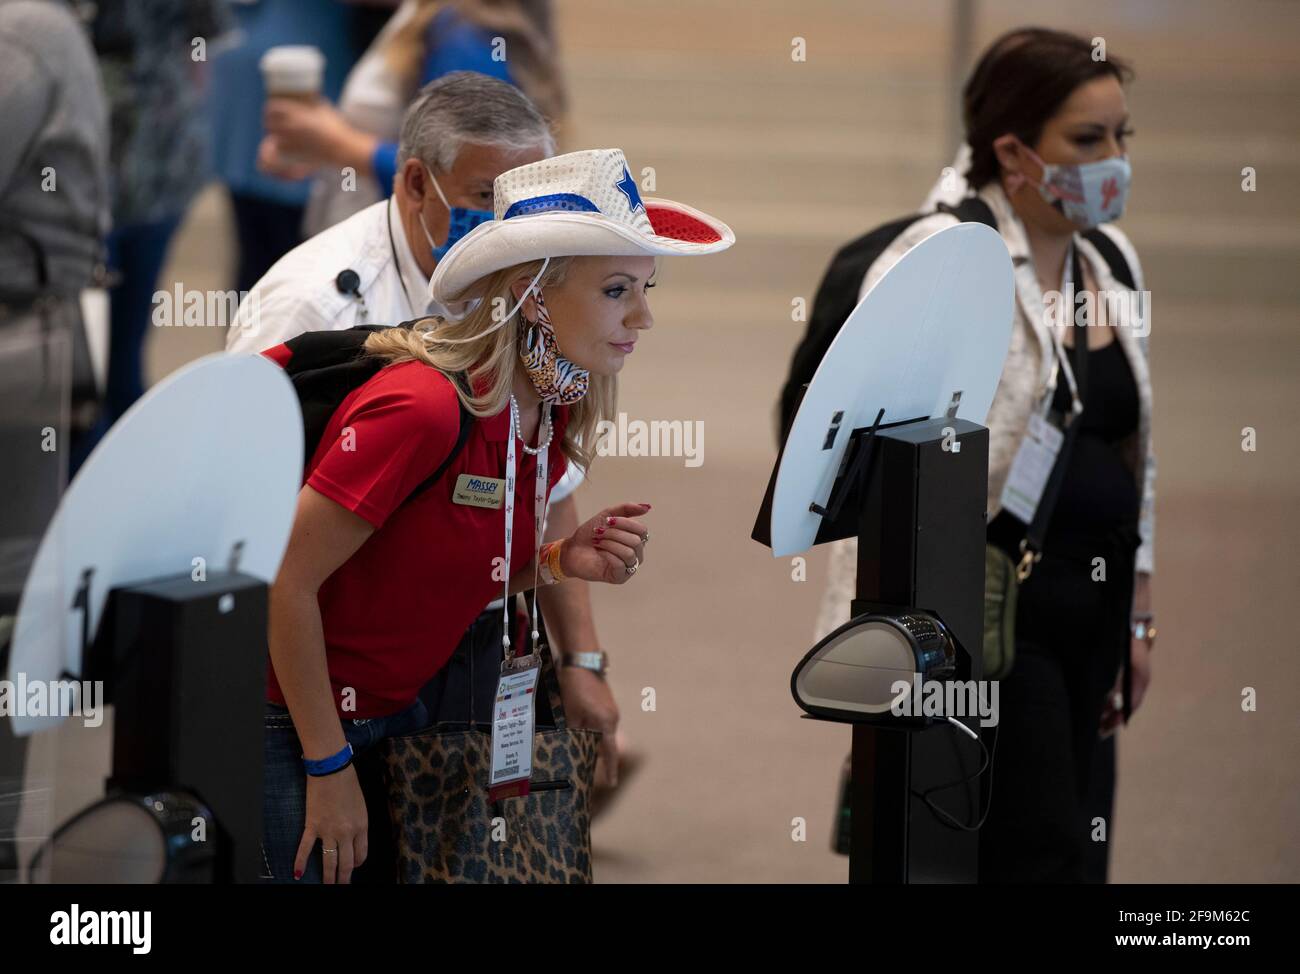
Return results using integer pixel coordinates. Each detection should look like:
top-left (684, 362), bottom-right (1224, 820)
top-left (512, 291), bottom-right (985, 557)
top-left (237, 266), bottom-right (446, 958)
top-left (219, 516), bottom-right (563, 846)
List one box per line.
top-left (510, 394), bottom-right (553, 456)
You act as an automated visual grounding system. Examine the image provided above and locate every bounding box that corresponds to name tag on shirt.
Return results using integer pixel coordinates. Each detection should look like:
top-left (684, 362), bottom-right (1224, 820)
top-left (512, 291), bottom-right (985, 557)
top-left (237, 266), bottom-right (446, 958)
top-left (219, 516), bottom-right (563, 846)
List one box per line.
top-left (1000, 413), bottom-right (1065, 524)
top-left (453, 474), bottom-right (505, 509)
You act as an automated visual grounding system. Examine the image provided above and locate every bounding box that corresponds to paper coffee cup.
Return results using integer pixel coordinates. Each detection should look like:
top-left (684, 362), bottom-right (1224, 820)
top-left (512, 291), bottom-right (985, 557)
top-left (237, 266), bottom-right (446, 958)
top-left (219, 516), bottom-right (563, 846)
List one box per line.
top-left (260, 45), bottom-right (325, 100)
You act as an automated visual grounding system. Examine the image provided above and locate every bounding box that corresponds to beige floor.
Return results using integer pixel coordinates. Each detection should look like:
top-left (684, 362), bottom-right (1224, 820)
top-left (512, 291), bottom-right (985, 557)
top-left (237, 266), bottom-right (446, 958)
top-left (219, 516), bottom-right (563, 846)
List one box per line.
top-left (29, 0), bottom-right (1300, 882)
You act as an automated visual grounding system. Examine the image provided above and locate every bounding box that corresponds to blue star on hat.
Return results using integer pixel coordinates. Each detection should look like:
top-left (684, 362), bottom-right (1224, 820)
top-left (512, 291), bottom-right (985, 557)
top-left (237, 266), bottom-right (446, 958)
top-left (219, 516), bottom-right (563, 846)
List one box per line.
top-left (615, 166), bottom-right (644, 213)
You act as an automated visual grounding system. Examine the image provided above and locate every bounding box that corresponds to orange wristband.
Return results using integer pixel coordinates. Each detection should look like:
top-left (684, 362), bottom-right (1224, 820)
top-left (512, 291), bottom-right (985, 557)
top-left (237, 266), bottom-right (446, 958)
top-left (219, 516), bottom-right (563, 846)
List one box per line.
top-left (547, 538), bottom-right (567, 582)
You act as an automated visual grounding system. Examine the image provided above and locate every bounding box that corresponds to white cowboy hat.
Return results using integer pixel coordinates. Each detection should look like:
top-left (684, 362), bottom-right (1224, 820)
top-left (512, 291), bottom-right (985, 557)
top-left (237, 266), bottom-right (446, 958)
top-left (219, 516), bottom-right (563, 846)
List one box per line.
top-left (428, 148), bottom-right (735, 303)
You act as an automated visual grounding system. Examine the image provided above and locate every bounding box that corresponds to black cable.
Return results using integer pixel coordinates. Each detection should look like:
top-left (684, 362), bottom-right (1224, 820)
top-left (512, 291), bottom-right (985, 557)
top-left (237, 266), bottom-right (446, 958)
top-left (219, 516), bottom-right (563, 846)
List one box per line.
top-left (910, 718), bottom-right (1000, 832)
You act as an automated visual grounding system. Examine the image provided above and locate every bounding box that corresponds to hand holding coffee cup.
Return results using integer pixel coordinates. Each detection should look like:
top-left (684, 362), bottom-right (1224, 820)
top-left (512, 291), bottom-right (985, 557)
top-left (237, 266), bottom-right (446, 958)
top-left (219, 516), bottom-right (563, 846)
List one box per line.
top-left (259, 46), bottom-right (325, 170)
top-left (258, 44), bottom-right (378, 178)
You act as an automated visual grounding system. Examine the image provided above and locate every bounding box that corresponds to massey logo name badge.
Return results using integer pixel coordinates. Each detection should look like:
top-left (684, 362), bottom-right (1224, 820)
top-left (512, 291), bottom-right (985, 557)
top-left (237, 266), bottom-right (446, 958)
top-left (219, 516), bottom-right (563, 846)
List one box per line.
top-left (453, 473), bottom-right (506, 509)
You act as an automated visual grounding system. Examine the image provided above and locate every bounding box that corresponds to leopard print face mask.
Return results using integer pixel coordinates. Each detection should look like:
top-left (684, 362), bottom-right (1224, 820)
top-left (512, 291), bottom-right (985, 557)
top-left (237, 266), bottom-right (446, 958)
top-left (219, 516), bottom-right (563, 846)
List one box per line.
top-left (518, 290), bottom-right (590, 405)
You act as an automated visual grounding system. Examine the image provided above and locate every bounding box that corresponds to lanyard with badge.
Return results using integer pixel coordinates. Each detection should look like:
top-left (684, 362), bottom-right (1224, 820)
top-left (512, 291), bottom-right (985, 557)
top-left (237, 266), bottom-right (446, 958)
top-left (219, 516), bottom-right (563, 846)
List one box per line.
top-left (999, 241), bottom-right (1090, 574)
top-left (429, 258), bottom-right (554, 800)
top-left (487, 395), bottom-right (554, 801)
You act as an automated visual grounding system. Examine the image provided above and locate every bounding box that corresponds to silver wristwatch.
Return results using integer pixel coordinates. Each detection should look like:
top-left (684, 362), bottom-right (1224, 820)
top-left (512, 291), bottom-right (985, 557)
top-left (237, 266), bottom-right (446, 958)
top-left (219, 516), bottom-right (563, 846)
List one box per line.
top-left (562, 651), bottom-right (608, 676)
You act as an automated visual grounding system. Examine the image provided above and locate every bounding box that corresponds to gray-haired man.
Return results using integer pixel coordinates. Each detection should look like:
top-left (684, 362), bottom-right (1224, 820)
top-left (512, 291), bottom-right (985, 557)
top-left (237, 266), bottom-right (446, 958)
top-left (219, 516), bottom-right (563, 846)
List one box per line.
top-left (226, 71), bottom-right (553, 354)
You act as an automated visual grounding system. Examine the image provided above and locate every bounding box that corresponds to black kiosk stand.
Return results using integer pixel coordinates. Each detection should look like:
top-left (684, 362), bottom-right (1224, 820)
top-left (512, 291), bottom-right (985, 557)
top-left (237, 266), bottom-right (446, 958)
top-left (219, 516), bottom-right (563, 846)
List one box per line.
top-left (752, 221), bottom-right (1014, 884)
top-left (81, 567), bottom-right (269, 883)
top-left (755, 408), bottom-right (989, 884)
top-left (5, 352), bottom-right (304, 884)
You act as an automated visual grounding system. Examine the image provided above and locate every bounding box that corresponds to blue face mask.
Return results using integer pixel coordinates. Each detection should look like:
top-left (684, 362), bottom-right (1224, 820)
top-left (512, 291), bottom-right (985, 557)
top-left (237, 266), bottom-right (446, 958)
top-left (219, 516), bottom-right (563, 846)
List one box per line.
top-left (419, 167), bottom-right (493, 262)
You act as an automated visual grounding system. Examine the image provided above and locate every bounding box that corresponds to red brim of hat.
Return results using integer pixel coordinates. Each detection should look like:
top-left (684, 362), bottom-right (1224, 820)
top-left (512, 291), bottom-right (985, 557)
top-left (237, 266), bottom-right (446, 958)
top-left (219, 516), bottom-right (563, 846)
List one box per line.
top-left (428, 198), bottom-right (735, 303)
top-left (644, 203), bottom-right (724, 244)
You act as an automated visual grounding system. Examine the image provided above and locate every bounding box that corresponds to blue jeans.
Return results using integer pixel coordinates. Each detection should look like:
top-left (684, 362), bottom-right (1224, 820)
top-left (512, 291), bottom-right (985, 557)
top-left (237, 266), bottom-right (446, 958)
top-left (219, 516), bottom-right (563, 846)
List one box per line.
top-left (260, 698), bottom-right (428, 883)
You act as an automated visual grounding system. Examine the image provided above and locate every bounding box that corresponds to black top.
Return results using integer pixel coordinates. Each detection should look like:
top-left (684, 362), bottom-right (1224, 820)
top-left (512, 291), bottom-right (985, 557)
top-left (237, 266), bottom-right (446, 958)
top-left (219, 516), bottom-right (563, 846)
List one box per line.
top-left (990, 337), bottom-right (1141, 560)
top-left (1048, 338), bottom-right (1141, 540)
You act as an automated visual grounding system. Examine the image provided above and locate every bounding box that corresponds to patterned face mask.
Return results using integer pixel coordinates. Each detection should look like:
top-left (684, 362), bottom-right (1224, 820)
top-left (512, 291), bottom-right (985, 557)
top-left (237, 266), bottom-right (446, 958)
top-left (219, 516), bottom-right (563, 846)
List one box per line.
top-left (518, 290), bottom-right (590, 405)
top-left (1005, 137), bottom-right (1131, 229)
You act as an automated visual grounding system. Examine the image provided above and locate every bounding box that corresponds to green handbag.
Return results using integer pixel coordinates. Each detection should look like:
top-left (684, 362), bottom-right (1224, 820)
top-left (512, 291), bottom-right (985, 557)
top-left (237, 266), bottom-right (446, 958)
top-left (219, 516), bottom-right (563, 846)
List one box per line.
top-left (983, 544), bottom-right (1019, 680)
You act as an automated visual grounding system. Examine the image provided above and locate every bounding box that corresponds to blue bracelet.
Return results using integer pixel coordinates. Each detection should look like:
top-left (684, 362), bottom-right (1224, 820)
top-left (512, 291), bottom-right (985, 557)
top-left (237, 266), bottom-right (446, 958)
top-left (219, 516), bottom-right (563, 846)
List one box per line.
top-left (303, 742), bottom-right (354, 777)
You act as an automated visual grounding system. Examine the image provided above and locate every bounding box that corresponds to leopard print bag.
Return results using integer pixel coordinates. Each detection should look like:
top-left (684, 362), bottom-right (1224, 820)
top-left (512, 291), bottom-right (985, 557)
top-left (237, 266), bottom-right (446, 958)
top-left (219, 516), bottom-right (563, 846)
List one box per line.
top-left (379, 642), bottom-right (599, 883)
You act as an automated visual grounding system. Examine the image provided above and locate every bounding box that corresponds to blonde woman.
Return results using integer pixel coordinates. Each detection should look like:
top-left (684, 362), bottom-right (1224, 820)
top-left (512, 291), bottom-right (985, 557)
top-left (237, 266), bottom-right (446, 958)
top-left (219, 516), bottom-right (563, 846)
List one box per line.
top-left (260, 148), bottom-right (733, 883)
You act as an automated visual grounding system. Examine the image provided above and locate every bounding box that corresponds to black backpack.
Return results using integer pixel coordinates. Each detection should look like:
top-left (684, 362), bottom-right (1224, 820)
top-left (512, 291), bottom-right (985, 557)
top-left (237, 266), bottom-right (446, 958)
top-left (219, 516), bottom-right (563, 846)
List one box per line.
top-left (276, 324), bottom-right (474, 504)
top-left (777, 197), bottom-right (1136, 441)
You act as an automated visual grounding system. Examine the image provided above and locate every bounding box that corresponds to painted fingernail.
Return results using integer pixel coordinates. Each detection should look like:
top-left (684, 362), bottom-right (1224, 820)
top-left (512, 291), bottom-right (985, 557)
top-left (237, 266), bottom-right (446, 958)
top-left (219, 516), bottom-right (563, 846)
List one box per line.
top-left (294, 870), bottom-right (302, 880)
top-left (606, 516), bottom-right (615, 525)
top-left (595, 527), bottom-right (605, 535)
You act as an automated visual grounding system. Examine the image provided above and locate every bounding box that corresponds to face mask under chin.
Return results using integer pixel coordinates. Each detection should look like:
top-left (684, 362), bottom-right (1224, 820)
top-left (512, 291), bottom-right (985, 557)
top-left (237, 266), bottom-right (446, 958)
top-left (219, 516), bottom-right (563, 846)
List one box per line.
top-left (518, 290), bottom-right (590, 406)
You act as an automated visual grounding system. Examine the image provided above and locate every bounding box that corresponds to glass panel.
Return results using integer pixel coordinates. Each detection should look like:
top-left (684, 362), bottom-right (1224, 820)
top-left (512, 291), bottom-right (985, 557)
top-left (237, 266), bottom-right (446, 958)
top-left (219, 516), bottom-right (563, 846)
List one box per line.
top-left (0, 308), bottom-right (72, 883)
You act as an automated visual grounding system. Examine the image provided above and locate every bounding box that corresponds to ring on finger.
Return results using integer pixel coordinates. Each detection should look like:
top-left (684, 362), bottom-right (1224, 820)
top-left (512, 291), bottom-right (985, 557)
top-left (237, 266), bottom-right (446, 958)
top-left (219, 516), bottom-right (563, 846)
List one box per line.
top-left (624, 556), bottom-right (640, 576)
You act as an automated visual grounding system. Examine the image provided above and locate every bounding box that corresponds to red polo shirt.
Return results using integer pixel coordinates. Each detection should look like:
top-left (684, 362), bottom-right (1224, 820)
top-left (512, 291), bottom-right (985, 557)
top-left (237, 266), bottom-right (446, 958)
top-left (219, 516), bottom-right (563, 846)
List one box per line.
top-left (266, 358), bottom-right (570, 718)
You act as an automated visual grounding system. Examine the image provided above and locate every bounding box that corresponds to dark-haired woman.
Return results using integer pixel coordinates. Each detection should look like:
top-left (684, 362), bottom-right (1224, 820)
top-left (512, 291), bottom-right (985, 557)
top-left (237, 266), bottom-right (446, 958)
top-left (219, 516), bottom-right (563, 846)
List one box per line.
top-left (816, 28), bottom-right (1155, 883)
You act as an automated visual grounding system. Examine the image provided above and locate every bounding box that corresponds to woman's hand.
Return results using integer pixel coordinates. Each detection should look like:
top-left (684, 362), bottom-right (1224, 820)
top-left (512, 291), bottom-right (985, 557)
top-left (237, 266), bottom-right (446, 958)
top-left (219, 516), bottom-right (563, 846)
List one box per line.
top-left (262, 96), bottom-right (377, 173)
top-left (558, 666), bottom-right (621, 786)
top-left (296, 765), bottom-right (368, 884)
top-left (1099, 636), bottom-right (1152, 738)
top-left (560, 503), bottom-right (651, 585)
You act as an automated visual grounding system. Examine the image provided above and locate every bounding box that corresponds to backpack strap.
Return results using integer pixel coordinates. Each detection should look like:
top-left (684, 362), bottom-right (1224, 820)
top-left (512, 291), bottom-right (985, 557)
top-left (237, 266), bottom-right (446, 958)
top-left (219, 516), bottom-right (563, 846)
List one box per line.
top-left (406, 371), bottom-right (474, 502)
top-left (1081, 228), bottom-right (1136, 290)
top-left (937, 195), bottom-right (998, 230)
top-left (281, 324), bottom-right (476, 506)
top-left (385, 319), bottom-right (476, 500)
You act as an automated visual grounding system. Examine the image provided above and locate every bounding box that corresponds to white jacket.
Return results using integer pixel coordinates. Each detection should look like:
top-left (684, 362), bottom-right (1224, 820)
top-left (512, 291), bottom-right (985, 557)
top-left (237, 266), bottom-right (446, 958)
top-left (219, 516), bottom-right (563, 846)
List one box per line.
top-left (814, 182), bottom-right (1155, 642)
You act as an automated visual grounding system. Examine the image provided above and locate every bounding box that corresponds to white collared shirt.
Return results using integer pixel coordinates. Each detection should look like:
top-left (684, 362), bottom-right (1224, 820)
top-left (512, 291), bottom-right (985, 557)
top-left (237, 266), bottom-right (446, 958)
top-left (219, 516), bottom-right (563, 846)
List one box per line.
top-left (225, 198), bottom-right (441, 355)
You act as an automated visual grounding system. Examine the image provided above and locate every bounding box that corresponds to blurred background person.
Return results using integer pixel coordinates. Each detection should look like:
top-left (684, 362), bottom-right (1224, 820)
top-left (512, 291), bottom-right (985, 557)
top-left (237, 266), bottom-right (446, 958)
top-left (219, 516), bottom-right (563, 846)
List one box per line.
top-left (69, 0), bottom-right (231, 470)
top-left (0, 0), bottom-right (108, 882)
top-left (208, 0), bottom-right (361, 294)
top-left (258, 0), bottom-right (567, 236)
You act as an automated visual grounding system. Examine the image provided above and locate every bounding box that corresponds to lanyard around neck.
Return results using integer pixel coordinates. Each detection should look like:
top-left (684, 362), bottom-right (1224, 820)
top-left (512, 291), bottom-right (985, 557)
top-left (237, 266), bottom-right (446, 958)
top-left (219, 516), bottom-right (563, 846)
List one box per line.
top-left (500, 395), bottom-right (552, 661)
top-left (386, 196), bottom-right (420, 320)
top-left (1043, 239), bottom-right (1083, 421)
